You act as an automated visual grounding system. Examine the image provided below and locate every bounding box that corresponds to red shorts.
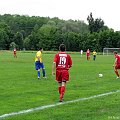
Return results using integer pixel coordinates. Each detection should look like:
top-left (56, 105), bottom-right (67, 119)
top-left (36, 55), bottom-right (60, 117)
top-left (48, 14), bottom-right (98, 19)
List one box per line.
top-left (115, 64), bottom-right (120, 69)
top-left (56, 70), bottom-right (69, 82)
top-left (14, 52), bottom-right (16, 55)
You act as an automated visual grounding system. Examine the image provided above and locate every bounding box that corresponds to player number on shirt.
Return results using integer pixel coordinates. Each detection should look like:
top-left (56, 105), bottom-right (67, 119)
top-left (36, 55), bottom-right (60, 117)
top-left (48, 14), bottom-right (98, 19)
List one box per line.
top-left (59, 56), bottom-right (66, 65)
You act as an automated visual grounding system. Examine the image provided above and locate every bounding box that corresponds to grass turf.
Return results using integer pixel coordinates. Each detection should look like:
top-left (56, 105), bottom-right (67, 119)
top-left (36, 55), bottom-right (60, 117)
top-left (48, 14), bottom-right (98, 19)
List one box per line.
top-left (0, 51), bottom-right (120, 120)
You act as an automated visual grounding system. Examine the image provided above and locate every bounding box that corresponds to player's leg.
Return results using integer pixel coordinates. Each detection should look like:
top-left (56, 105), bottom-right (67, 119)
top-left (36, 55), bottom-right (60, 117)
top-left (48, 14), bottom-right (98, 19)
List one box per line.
top-left (58, 82), bottom-right (62, 94)
top-left (87, 55), bottom-right (89, 60)
top-left (87, 56), bottom-right (88, 60)
top-left (59, 70), bottom-right (69, 102)
top-left (14, 53), bottom-right (15, 58)
top-left (35, 62), bottom-right (40, 79)
top-left (37, 69), bottom-right (40, 79)
top-left (114, 65), bottom-right (120, 78)
top-left (42, 68), bottom-right (46, 78)
top-left (59, 81), bottom-right (66, 102)
top-left (93, 55), bottom-right (95, 61)
top-left (56, 70), bottom-right (62, 101)
top-left (41, 63), bottom-right (46, 78)
top-left (15, 53), bottom-right (17, 58)
top-left (88, 55), bottom-right (90, 60)
top-left (94, 55), bottom-right (96, 60)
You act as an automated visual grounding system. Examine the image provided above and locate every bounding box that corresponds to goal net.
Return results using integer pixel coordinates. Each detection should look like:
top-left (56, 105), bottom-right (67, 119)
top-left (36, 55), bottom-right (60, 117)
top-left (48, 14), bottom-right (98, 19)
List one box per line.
top-left (103, 48), bottom-right (120, 55)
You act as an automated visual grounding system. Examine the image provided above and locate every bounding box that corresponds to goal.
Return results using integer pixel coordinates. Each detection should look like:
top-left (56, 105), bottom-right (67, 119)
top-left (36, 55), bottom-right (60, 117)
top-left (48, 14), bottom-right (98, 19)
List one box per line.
top-left (103, 48), bottom-right (120, 55)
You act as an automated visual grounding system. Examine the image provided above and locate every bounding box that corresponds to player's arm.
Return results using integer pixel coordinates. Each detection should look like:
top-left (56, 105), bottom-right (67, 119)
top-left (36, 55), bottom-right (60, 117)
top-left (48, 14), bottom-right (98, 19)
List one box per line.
top-left (52, 54), bottom-right (57, 75)
top-left (36, 53), bottom-right (41, 62)
top-left (52, 62), bottom-right (56, 75)
top-left (68, 61), bottom-right (72, 68)
top-left (37, 56), bottom-right (40, 61)
top-left (113, 58), bottom-right (117, 67)
top-left (68, 55), bottom-right (72, 68)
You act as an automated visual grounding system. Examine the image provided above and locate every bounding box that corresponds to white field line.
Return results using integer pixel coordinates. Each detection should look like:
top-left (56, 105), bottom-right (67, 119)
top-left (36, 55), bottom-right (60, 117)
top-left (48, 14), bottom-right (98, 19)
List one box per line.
top-left (0, 90), bottom-right (120, 119)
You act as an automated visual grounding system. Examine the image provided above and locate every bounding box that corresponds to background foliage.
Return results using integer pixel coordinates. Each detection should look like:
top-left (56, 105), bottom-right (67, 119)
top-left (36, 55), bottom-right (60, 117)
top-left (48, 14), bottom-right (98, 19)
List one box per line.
top-left (0, 13), bottom-right (120, 51)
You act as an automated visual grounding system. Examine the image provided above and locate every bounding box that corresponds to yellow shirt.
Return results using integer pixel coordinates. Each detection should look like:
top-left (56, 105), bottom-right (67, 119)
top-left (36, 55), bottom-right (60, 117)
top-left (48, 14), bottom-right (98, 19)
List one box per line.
top-left (93, 51), bottom-right (97, 56)
top-left (35, 51), bottom-right (42, 62)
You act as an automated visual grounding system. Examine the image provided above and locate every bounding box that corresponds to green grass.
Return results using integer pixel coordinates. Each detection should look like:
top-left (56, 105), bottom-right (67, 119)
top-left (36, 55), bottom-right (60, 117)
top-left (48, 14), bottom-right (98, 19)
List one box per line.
top-left (0, 51), bottom-right (120, 120)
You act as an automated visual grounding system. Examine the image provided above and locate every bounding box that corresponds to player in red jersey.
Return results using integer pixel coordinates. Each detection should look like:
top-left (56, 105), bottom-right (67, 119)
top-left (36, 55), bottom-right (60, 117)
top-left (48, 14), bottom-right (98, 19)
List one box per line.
top-left (86, 49), bottom-right (90, 60)
top-left (52, 44), bottom-right (72, 102)
top-left (13, 48), bottom-right (17, 58)
top-left (113, 51), bottom-right (120, 79)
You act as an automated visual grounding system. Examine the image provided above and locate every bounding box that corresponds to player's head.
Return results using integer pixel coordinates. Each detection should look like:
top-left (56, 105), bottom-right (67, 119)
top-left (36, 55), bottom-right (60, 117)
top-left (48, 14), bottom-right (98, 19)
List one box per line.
top-left (113, 51), bottom-right (117, 55)
top-left (39, 47), bottom-right (43, 51)
top-left (59, 44), bottom-right (66, 52)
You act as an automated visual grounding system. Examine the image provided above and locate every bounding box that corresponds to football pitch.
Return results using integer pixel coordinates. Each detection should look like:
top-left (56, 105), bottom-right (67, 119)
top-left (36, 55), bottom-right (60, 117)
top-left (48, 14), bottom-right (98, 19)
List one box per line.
top-left (0, 51), bottom-right (120, 120)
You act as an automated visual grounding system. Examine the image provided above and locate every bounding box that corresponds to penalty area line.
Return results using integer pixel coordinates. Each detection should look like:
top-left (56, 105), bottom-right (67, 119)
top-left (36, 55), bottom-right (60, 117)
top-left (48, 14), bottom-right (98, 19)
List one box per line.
top-left (0, 90), bottom-right (120, 119)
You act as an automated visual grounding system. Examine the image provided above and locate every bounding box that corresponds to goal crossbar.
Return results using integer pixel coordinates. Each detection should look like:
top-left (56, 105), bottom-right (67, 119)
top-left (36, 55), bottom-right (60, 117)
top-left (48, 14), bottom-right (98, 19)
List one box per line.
top-left (103, 48), bottom-right (120, 55)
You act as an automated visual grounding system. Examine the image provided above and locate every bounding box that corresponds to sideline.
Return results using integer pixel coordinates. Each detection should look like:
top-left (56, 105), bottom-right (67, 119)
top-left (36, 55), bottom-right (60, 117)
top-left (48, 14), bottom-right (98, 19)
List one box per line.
top-left (0, 90), bottom-right (120, 119)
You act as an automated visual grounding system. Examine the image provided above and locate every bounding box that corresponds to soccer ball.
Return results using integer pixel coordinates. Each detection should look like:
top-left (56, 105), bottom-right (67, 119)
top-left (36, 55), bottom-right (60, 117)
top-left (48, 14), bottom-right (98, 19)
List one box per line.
top-left (99, 74), bottom-right (103, 77)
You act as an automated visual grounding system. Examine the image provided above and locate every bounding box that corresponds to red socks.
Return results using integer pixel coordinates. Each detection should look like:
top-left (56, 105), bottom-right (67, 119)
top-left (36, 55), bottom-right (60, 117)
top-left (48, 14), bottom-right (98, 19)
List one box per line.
top-left (58, 86), bottom-right (61, 94)
top-left (60, 86), bottom-right (65, 100)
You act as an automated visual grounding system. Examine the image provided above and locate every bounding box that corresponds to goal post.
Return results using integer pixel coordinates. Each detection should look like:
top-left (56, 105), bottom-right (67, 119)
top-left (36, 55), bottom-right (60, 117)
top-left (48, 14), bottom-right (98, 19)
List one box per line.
top-left (103, 48), bottom-right (120, 55)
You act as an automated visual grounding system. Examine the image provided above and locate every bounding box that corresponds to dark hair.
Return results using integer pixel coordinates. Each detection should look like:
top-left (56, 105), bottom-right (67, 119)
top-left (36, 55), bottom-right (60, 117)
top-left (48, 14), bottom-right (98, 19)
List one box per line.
top-left (39, 47), bottom-right (43, 50)
top-left (59, 44), bottom-right (66, 52)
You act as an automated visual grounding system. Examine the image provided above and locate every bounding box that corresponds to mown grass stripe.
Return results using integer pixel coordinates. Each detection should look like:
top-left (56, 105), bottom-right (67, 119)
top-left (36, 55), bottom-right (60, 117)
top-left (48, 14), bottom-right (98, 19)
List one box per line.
top-left (0, 90), bottom-right (119, 119)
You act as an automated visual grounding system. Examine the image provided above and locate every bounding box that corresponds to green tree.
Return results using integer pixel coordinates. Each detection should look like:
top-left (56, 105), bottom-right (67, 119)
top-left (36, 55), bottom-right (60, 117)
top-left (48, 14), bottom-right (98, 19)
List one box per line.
top-left (10, 42), bottom-right (17, 50)
top-left (13, 32), bottom-right (23, 50)
top-left (0, 22), bottom-right (13, 49)
top-left (23, 37), bottom-right (31, 50)
top-left (87, 12), bottom-right (105, 33)
top-left (63, 32), bottom-right (80, 51)
top-left (36, 23), bottom-right (58, 50)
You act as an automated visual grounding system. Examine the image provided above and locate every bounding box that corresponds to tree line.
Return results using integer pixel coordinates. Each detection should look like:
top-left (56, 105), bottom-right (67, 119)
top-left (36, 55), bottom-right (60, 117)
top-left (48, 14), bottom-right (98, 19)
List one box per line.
top-left (0, 13), bottom-right (120, 52)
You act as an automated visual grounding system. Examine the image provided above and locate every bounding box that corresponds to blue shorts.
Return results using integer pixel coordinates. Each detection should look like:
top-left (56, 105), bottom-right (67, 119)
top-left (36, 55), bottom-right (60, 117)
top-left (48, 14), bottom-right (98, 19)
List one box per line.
top-left (35, 61), bottom-right (45, 70)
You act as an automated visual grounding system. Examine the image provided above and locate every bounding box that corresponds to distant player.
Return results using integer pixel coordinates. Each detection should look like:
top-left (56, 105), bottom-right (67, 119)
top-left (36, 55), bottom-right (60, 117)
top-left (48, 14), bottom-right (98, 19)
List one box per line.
top-left (93, 50), bottom-right (97, 61)
top-left (52, 44), bottom-right (72, 102)
top-left (113, 51), bottom-right (120, 79)
top-left (35, 48), bottom-right (46, 79)
top-left (86, 49), bottom-right (90, 60)
top-left (13, 48), bottom-right (17, 58)
top-left (80, 50), bottom-right (83, 57)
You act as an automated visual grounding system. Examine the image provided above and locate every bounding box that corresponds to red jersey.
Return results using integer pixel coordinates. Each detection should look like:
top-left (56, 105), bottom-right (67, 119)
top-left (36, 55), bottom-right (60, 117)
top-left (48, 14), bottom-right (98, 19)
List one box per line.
top-left (53, 52), bottom-right (72, 70)
top-left (13, 48), bottom-right (16, 54)
top-left (86, 50), bottom-right (90, 56)
top-left (115, 54), bottom-right (120, 64)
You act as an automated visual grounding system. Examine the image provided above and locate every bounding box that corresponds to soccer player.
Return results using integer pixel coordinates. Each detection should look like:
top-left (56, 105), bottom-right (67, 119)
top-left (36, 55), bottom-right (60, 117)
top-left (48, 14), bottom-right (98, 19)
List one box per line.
top-left (86, 49), bottom-right (90, 60)
top-left (35, 48), bottom-right (46, 79)
top-left (13, 48), bottom-right (17, 58)
top-left (93, 50), bottom-right (97, 61)
top-left (113, 51), bottom-right (120, 79)
top-left (80, 50), bottom-right (83, 57)
top-left (52, 44), bottom-right (72, 102)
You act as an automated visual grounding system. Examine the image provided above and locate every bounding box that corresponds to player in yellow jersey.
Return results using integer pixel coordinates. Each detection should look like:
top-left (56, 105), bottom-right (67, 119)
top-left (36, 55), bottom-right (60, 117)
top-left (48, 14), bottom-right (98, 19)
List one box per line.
top-left (93, 50), bottom-right (97, 61)
top-left (35, 48), bottom-right (46, 79)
